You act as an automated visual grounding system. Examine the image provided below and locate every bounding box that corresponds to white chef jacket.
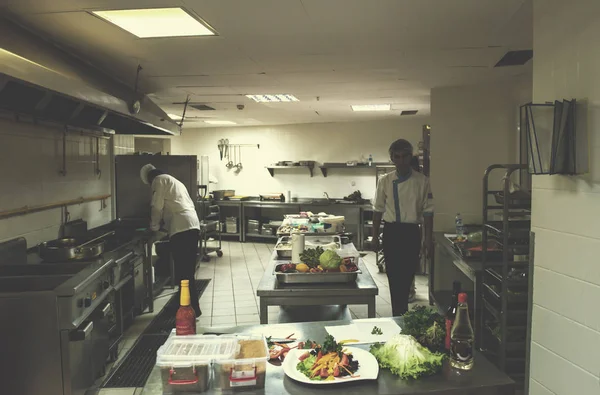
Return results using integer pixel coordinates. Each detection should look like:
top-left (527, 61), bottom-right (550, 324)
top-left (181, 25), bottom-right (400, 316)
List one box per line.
top-left (150, 174), bottom-right (200, 236)
top-left (373, 170), bottom-right (434, 224)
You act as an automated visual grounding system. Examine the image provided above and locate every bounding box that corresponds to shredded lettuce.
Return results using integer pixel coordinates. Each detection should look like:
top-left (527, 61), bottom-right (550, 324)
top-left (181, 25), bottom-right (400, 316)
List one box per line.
top-left (370, 334), bottom-right (445, 380)
top-left (296, 355), bottom-right (318, 379)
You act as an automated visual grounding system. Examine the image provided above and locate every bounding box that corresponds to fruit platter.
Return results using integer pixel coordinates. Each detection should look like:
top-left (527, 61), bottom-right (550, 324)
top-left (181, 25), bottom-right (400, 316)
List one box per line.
top-left (273, 248), bottom-right (361, 284)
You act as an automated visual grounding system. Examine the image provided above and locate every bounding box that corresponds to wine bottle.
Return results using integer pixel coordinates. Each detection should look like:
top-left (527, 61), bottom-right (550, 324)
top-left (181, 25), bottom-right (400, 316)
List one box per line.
top-left (445, 281), bottom-right (461, 350)
top-left (450, 293), bottom-right (474, 370)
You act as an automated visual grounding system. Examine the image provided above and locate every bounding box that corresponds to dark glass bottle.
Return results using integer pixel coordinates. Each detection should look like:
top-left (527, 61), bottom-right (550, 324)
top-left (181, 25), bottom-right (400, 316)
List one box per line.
top-left (445, 281), bottom-right (461, 350)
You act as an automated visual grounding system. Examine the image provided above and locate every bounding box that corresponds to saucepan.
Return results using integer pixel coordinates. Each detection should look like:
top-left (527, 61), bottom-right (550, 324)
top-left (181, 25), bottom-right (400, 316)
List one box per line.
top-left (38, 231), bottom-right (114, 262)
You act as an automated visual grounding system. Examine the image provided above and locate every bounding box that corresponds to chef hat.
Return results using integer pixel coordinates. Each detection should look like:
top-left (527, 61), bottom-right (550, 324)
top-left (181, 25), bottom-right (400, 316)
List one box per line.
top-left (140, 163), bottom-right (156, 185)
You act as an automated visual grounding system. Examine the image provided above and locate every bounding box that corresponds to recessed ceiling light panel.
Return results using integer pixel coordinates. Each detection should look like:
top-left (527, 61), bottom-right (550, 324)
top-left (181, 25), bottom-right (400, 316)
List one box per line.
top-left (92, 8), bottom-right (216, 38)
top-left (245, 94), bottom-right (299, 103)
top-left (204, 120), bottom-right (237, 125)
top-left (351, 104), bottom-right (391, 112)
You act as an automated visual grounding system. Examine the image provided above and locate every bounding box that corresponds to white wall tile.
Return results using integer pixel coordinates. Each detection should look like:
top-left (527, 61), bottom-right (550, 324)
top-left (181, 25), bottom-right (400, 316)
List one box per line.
top-left (531, 305), bottom-right (600, 377)
top-left (530, 342), bottom-right (599, 395)
top-left (529, 379), bottom-right (558, 395)
top-left (0, 118), bottom-right (113, 245)
top-left (533, 267), bottom-right (600, 333)
top-left (532, 227), bottom-right (600, 285)
top-left (531, 1), bottom-right (600, 390)
top-left (532, 188), bottom-right (600, 239)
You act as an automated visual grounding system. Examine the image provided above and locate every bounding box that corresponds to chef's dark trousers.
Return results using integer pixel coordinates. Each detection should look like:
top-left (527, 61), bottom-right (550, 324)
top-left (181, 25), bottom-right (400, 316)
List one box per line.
top-left (382, 222), bottom-right (421, 316)
top-left (170, 229), bottom-right (201, 317)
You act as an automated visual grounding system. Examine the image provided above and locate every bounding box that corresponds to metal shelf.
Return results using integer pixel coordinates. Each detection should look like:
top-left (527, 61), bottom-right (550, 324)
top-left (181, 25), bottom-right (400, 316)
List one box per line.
top-left (481, 164), bottom-right (532, 382)
top-left (266, 165), bottom-right (314, 177)
top-left (319, 162), bottom-right (391, 177)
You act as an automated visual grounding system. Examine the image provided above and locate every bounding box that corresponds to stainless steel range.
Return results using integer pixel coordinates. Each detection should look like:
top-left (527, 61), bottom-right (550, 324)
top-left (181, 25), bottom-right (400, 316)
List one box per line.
top-left (0, 220), bottom-right (150, 395)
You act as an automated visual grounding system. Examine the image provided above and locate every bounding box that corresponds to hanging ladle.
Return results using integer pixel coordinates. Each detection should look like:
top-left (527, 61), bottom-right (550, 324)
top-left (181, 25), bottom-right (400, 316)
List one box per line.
top-left (226, 143), bottom-right (234, 169)
top-left (235, 146), bottom-right (243, 171)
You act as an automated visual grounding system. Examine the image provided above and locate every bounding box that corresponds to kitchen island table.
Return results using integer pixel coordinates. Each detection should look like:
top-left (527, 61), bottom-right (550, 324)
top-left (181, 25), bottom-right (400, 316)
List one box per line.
top-left (256, 243), bottom-right (378, 324)
top-left (141, 317), bottom-right (515, 394)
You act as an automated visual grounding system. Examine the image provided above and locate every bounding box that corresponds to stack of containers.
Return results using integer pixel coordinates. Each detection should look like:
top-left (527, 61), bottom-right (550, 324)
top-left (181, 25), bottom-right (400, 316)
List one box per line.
top-left (156, 331), bottom-right (269, 393)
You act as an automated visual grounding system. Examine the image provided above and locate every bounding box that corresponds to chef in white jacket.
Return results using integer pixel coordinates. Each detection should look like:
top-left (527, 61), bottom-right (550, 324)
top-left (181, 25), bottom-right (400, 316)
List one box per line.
top-left (140, 164), bottom-right (202, 317)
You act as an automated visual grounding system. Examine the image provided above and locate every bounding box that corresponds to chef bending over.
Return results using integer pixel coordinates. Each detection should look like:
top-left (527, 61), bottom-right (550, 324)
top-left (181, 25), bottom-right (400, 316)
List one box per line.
top-left (140, 164), bottom-right (202, 317)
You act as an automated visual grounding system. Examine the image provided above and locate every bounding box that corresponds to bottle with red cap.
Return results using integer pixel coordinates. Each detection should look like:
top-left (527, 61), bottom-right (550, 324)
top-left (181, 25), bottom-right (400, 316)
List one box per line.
top-left (445, 281), bottom-right (462, 350)
top-left (450, 292), bottom-right (474, 370)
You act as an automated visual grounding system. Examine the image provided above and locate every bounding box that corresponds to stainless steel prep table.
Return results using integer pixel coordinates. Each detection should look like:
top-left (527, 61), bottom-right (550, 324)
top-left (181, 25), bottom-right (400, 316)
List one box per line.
top-left (429, 232), bottom-right (483, 347)
top-left (256, 245), bottom-right (378, 324)
top-left (141, 318), bottom-right (515, 395)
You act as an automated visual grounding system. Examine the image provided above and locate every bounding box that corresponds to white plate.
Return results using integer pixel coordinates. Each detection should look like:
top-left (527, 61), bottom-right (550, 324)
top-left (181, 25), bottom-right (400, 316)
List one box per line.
top-left (282, 347), bottom-right (379, 385)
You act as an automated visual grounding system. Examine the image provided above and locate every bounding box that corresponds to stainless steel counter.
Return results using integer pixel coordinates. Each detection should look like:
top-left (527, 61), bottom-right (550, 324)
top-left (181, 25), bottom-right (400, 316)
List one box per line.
top-left (429, 232), bottom-right (483, 348)
top-left (256, 245), bottom-right (378, 324)
top-left (140, 318), bottom-right (515, 395)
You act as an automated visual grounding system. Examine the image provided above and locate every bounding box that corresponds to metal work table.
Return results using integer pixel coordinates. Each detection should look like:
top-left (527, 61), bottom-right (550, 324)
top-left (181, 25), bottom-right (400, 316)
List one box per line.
top-left (256, 246), bottom-right (378, 324)
top-left (141, 318), bottom-right (515, 394)
top-left (429, 232), bottom-right (483, 346)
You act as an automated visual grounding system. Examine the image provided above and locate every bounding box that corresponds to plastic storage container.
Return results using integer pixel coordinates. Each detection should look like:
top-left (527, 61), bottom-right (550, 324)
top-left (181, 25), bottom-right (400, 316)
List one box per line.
top-left (213, 335), bottom-right (269, 391)
top-left (156, 334), bottom-right (238, 393)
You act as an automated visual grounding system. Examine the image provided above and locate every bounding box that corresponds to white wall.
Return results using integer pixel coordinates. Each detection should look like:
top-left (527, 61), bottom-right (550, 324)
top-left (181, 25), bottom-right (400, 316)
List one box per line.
top-left (0, 116), bottom-right (130, 247)
top-left (430, 77), bottom-right (531, 231)
top-left (170, 118), bottom-right (428, 200)
top-left (529, 1), bottom-right (600, 394)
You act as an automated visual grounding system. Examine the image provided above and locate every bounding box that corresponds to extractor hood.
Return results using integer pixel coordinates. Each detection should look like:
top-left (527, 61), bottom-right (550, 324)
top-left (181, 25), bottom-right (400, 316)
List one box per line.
top-left (0, 18), bottom-right (180, 136)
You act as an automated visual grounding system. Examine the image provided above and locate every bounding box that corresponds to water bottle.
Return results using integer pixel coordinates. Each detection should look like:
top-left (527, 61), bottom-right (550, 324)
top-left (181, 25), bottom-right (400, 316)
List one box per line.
top-left (368, 154), bottom-right (373, 167)
top-left (455, 213), bottom-right (465, 238)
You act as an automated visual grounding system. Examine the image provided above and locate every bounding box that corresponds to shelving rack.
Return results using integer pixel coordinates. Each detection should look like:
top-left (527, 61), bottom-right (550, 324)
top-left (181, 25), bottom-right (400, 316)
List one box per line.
top-left (480, 164), bottom-right (531, 388)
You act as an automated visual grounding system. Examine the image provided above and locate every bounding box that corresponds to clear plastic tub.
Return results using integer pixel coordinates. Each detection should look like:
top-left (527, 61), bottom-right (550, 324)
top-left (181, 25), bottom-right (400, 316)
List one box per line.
top-left (213, 335), bottom-right (269, 391)
top-left (156, 333), bottom-right (238, 393)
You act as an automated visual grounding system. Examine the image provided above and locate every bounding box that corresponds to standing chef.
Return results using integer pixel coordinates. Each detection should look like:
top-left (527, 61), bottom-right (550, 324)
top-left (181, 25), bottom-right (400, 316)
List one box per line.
top-left (372, 139), bottom-right (434, 316)
top-left (140, 164), bottom-right (202, 317)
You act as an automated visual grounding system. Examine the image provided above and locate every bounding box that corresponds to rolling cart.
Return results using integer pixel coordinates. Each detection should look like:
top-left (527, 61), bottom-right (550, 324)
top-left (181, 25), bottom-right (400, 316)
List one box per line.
top-left (199, 204), bottom-right (223, 262)
top-left (197, 186), bottom-right (224, 262)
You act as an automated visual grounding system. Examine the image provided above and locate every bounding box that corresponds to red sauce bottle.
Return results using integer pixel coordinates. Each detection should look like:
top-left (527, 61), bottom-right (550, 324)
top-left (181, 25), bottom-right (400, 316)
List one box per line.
top-left (176, 280), bottom-right (196, 336)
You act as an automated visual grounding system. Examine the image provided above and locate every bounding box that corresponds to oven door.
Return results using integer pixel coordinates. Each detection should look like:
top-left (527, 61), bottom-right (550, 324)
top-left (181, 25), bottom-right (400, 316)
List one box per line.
top-left (64, 321), bottom-right (94, 395)
top-left (90, 302), bottom-right (113, 378)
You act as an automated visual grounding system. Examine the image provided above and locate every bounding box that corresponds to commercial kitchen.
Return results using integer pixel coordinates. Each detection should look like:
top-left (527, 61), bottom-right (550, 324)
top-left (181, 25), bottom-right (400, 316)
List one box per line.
top-left (0, 1), bottom-right (596, 395)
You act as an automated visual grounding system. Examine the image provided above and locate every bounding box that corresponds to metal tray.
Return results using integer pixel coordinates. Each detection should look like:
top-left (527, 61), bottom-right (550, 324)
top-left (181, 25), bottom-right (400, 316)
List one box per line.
top-left (274, 269), bottom-right (361, 284)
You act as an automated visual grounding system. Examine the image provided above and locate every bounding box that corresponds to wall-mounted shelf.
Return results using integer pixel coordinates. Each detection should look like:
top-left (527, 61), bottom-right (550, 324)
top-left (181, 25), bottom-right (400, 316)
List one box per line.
top-left (266, 164), bottom-right (314, 177)
top-left (320, 163), bottom-right (394, 177)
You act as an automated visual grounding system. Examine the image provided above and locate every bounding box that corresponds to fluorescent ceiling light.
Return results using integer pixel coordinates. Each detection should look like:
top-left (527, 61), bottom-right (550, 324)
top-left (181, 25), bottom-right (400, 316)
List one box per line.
top-left (245, 94), bottom-right (299, 103)
top-left (168, 113), bottom-right (182, 120)
top-left (92, 8), bottom-right (215, 38)
top-left (204, 120), bottom-right (237, 125)
top-left (351, 104), bottom-right (391, 112)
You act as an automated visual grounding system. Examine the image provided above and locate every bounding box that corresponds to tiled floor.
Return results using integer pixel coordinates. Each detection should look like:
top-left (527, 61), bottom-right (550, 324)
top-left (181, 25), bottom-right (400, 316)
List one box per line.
top-left (95, 240), bottom-right (429, 394)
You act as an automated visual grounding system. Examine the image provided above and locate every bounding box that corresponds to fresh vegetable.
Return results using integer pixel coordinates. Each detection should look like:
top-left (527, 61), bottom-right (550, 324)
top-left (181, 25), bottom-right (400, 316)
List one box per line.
top-left (402, 305), bottom-right (446, 352)
top-left (319, 250), bottom-right (342, 270)
top-left (276, 263), bottom-right (297, 273)
top-left (371, 326), bottom-right (383, 335)
top-left (370, 334), bottom-right (445, 380)
top-left (299, 247), bottom-right (324, 268)
top-left (296, 263), bottom-right (309, 272)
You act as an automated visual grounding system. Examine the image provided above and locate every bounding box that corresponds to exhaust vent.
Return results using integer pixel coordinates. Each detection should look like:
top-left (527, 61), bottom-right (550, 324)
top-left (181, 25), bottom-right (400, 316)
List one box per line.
top-left (401, 110), bottom-right (418, 116)
top-left (190, 104), bottom-right (215, 111)
top-left (494, 50), bottom-right (533, 67)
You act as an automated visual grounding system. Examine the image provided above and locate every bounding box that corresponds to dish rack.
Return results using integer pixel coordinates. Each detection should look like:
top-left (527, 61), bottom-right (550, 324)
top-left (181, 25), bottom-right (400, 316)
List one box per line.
top-left (479, 164), bottom-right (531, 389)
